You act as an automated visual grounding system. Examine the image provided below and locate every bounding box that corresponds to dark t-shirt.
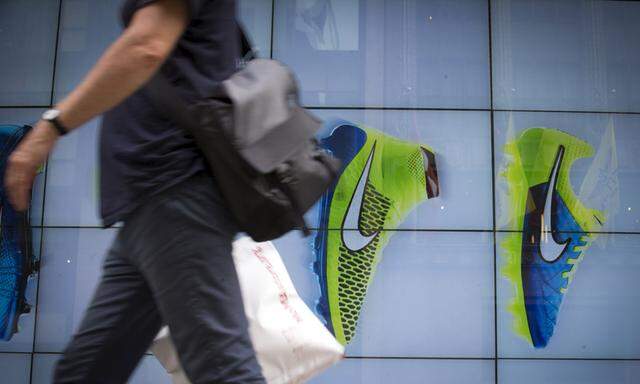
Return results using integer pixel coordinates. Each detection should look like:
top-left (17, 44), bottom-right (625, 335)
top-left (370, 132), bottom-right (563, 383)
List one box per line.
top-left (100, 0), bottom-right (240, 226)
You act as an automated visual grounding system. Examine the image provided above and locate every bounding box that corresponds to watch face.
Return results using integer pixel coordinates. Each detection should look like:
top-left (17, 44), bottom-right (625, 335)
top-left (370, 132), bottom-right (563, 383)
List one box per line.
top-left (42, 109), bottom-right (60, 121)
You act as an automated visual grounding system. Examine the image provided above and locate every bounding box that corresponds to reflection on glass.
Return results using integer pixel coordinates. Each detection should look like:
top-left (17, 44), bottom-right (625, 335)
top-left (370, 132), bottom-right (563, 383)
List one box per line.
top-left (54, 0), bottom-right (121, 102)
top-left (274, 0), bottom-right (490, 108)
top-left (0, 1), bottom-right (58, 105)
top-left (311, 358), bottom-right (495, 384)
top-left (492, 0), bottom-right (640, 112)
top-left (499, 360), bottom-right (640, 384)
top-left (238, 0), bottom-right (274, 57)
top-left (35, 228), bottom-right (117, 352)
top-left (44, 118), bottom-right (102, 226)
top-left (0, 353), bottom-right (30, 383)
top-left (295, 0), bottom-right (359, 51)
top-left (31, 354), bottom-right (172, 384)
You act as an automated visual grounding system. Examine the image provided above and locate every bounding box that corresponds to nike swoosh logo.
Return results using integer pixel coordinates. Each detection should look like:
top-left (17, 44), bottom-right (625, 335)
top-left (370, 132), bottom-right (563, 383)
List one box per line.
top-left (342, 142), bottom-right (380, 251)
top-left (539, 145), bottom-right (570, 262)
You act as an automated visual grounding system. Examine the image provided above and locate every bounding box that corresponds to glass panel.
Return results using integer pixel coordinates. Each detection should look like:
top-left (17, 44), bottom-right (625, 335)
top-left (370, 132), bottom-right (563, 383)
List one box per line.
top-left (43, 118), bottom-right (102, 227)
top-left (0, 229), bottom-right (41, 353)
top-left (306, 109), bottom-right (493, 231)
top-left (239, 0), bottom-right (273, 58)
top-left (0, 109), bottom-right (47, 226)
top-left (492, 0), bottom-right (640, 112)
top-left (0, 1), bottom-right (59, 106)
top-left (272, 230), bottom-right (320, 312)
top-left (494, 111), bottom-right (640, 233)
top-left (0, 109), bottom-right (43, 126)
top-left (31, 354), bottom-right (172, 384)
top-left (130, 355), bottom-right (173, 384)
top-left (35, 228), bottom-right (117, 352)
top-left (53, 0), bottom-right (121, 102)
top-left (497, 232), bottom-right (640, 358)
top-left (310, 358), bottom-right (494, 384)
top-left (31, 354), bottom-right (56, 384)
top-left (499, 360), bottom-right (640, 384)
top-left (275, 230), bottom-right (495, 357)
top-left (273, 0), bottom-right (490, 108)
top-left (0, 353), bottom-right (31, 384)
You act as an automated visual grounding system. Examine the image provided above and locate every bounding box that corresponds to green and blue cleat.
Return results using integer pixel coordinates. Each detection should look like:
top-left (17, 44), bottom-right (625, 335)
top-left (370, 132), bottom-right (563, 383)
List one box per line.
top-left (313, 119), bottom-right (439, 345)
top-left (502, 127), bottom-right (605, 348)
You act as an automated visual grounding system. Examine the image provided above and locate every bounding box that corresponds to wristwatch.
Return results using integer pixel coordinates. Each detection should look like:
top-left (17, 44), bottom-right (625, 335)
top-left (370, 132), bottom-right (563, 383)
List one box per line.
top-left (41, 109), bottom-right (69, 136)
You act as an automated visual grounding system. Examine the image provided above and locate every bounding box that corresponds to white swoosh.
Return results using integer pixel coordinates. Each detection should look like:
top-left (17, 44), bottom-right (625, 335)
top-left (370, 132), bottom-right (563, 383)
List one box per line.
top-left (540, 146), bottom-right (569, 262)
top-left (342, 143), bottom-right (379, 251)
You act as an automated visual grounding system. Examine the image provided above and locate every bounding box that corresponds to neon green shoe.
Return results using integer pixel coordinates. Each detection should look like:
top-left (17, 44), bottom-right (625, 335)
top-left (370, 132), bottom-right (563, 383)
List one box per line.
top-left (501, 127), bottom-right (606, 348)
top-left (314, 119), bottom-right (439, 345)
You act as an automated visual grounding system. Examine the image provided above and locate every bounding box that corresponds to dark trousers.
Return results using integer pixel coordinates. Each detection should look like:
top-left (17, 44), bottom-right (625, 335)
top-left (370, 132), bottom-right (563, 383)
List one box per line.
top-left (53, 174), bottom-right (265, 384)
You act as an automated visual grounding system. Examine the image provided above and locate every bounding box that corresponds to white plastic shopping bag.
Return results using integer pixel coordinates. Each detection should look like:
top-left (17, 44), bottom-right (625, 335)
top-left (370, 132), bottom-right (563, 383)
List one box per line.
top-left (150, 237), bottom-right (344, 384)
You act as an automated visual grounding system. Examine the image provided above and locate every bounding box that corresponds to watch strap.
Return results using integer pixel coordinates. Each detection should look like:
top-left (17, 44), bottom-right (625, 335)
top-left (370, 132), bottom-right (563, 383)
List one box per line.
top-left (46, 117), bottom-right (68, 136)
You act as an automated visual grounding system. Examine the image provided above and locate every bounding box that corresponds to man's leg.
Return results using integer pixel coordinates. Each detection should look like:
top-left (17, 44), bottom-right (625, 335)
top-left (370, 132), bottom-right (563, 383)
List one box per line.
top-left (124, 174), bottom-right (265, 384)
top-left (53, 234), bottom-right (162, 384)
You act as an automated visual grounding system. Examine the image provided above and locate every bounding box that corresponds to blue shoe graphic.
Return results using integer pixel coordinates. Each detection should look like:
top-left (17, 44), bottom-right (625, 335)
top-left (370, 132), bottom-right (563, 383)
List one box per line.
top-left (0, 125), bottom-right (36, 341)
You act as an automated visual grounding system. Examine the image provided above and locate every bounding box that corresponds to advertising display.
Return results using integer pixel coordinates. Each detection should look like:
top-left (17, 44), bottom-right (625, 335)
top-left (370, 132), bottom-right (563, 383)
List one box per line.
top-left (0, 0), bottom-right (639, 383)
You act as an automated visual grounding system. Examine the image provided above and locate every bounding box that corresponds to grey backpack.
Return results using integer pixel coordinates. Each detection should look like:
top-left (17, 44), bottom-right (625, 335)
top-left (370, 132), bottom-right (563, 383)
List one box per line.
top-left (146, 31), bottom-right (340, 241)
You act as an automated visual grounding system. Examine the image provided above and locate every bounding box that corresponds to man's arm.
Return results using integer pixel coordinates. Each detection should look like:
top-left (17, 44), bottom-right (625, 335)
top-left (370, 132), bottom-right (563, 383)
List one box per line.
top-left (6, 0), bottom-right (190, 211)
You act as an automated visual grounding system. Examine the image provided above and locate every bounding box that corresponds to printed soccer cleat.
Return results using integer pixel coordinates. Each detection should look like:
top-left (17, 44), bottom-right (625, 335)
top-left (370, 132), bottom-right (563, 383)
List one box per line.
top-left (0, 125), bottom-right (35, 341)
top-left (313, 119), bottom-right (439, 345)
top-left (502, 127), bottom-right (604, 348)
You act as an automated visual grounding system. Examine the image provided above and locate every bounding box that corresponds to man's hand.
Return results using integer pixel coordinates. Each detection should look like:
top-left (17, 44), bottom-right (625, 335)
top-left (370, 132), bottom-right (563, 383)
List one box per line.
top-left (5, 122), bottom-right (59, 211)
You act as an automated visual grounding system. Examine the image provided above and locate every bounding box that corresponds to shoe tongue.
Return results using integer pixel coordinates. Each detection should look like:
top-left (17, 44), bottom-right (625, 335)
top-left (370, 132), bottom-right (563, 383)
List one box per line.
top-left (421, 147), bottom-right (440, 199)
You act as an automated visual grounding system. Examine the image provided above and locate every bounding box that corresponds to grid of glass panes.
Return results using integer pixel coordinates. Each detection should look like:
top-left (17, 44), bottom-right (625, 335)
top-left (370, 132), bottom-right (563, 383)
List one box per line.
top-left (0, 1), bottom-right (639, 382)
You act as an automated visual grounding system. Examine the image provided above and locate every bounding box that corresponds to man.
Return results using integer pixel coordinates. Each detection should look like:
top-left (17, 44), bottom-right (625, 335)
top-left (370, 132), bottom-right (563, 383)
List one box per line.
top-left (5, 0), bottom-right (265, 383)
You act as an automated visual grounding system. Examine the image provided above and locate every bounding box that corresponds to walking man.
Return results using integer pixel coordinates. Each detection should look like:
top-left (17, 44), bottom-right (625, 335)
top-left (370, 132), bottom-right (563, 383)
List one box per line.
top-left (5, 0), bottom-right (265, 382)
